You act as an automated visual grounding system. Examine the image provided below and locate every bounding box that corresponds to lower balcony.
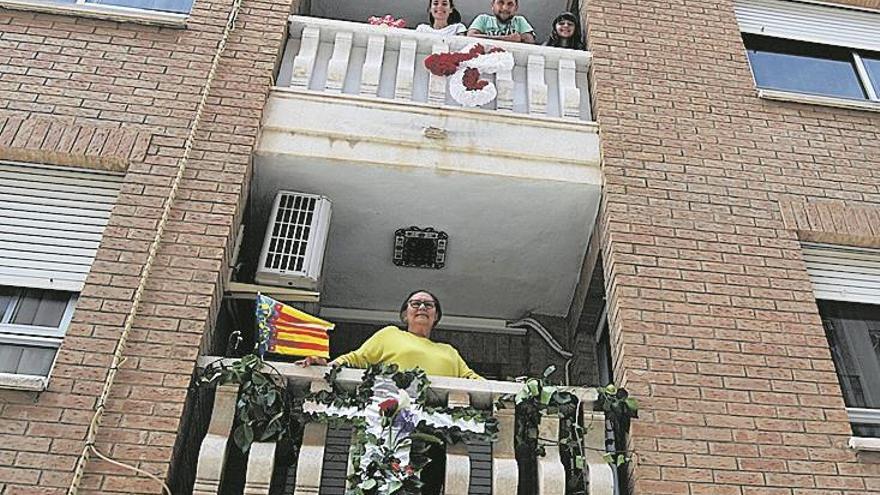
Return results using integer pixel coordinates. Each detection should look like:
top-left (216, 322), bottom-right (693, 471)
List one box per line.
top-left (191, 359), bottom-right (614, 495)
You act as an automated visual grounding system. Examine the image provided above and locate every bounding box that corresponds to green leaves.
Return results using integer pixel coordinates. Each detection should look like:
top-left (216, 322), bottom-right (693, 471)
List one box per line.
top-left (198, 354), bottom-right (291, 454)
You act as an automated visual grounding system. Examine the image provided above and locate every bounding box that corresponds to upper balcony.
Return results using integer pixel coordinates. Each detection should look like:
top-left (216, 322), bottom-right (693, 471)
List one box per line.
top-left (249, 8), bottom-right (602, 341)
top-left (262, 15), bottom-right (599, 190)
top-left (276, 15), bottom-right (593, 122)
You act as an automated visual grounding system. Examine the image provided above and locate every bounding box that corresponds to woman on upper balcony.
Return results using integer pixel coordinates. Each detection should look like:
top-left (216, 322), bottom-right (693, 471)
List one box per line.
top-left (296, 289), bottom-right (482, 379)
top-left (416, 0), bottom-right (467, 36)
top-left (543, 12), bottom-right (585, 50)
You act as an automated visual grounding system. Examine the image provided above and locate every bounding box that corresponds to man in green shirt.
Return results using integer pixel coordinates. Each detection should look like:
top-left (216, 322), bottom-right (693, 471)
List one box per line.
top-left (467, 0), bottom-right (536, 44)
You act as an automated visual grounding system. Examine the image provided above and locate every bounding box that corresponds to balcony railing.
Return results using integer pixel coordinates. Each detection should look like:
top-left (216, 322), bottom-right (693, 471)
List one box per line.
top-left (278, 15), bottom-right (593, 122)
top-left (193, 358), bottom-right (614, 494)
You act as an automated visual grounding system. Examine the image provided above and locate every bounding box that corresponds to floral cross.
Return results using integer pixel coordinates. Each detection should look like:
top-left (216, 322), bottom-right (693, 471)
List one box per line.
top-left (304, 365), bottom-right (495, 495)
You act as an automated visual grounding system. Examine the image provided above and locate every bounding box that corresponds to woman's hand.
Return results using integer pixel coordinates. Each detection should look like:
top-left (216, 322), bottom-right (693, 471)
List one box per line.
top-left (295, 355), bottom-right (329, 367)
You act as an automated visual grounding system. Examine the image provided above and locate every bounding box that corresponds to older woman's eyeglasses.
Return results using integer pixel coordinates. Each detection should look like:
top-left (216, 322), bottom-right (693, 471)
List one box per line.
top-left (408, 300), bottom-right (436, 310)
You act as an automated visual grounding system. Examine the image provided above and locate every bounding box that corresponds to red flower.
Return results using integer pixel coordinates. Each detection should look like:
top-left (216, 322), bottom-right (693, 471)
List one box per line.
top-left (391, 461), bottom-right (401, 472)
top-left (378, 398), bottom-right (399, 417)
top-left (404, 465), bottom-right (415, 476)
top-left (461, 68), bottom-right (489, 91)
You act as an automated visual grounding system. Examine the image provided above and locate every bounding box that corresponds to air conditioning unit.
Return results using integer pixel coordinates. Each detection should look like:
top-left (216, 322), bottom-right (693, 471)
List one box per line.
top-left (256, 191), bottom-right (332, 290)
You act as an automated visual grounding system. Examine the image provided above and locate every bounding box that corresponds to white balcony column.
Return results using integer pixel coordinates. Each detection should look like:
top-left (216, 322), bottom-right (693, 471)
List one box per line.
top-left (244, 442), bottom-right (277, 495)
top-left (395, 38), bottom-right (418, 100)
top-left (557, 58), bottom-right (580, 118)
top-left (492, 396), bottom-right (518, 494)
top-left (291, 26), bottom-right (320, 88)
top-left (360, 35), bottom-right (386, 96)
top-left (326, 31), bottom-right (353, 93)
top-left (294, 380), bottom-right (331, 495)
top-left (574, 390), bottom-right (614, 495)
top-left (536, 414), bottom-right (564, 495)
top-left (495, 68), bottom-right (514, 112)
top-left (443, 390), bottom-right (471, 495)
top-left (527, 54), bottom-right (548, 115)
top-left (194, 384), bottom-right (239, 495)
top-left (428, 40), bottom-right (450, 105)
top-left (583, 411), bottom-right (615, 495)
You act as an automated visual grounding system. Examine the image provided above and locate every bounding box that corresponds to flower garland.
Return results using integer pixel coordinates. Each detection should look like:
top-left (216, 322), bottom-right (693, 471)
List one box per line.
top-left (424, 43), bottom-right (515, 107)
top-left (306, 364), bottom-right (497, 495)
top-left (368, 15), bottom-right (406, 28)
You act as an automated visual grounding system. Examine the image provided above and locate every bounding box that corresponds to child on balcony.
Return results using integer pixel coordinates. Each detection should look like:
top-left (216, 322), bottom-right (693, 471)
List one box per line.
top-left (544, 12), bottom-right (585, 50)
top-left (467, 0), bottom-right (536, 44)
top-left (416, 0), bottom-right (467, 36)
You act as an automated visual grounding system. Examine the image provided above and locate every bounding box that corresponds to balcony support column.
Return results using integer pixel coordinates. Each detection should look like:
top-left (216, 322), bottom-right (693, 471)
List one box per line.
top-left (244, 441), bottom-right (277, 494)
top-left (326, 31), bottom-right (353, 93)
top-left (194, 384), bottom-right (239, 495)
top-left (443, 390), bottom-right (471, 495)
top-left (492, 396), bottom-right (518, 494)
top-left (428, 41), bottom-right (449, 105)
top-left (536, 415), bottom-right (564, 495)
top-left (291, 26), bottom-right (320, 88)
top-left (294, 380), bottom-right (331, 495)
top-left (557, 58), bottom-right (580, 118)
top-left (360, 35), bottom-right (386, 96)
top-left (395, 38), bottom-right (418, 100)
top-left (527, 54), bottom-right (548, 115)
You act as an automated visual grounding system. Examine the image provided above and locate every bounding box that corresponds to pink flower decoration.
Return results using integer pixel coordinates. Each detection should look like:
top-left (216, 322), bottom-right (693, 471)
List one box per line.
top-left (369, 15), bottom-right (406, 28)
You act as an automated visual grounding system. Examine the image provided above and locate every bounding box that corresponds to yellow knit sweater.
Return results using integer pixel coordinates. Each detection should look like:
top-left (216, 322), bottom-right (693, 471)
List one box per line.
top-left (333, 326), bottom-right (482, 379)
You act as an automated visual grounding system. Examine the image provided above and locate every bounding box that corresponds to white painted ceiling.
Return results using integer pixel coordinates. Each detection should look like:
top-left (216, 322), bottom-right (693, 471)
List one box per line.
top-left (249, 155), bottom-right (600, 320)
top-left (303, 0), bottom-right (572, 43)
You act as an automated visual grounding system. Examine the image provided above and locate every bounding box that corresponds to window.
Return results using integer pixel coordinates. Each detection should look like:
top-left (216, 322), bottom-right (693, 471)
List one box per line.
top-left (0, 286), bottom-right (77, 379)
top-left (743, 34), bottom-right (879, 101)
top-left (819, 301), bottom-right (880, 438)
top-left (81, 0), bottom-right (193, 14)
top-left (5, 0), bottom-right (193, 18)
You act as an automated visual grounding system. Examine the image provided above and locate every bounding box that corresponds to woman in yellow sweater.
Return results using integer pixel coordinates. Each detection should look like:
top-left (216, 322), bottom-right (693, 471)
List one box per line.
top-left (296, 289), bottom-right (481, 379)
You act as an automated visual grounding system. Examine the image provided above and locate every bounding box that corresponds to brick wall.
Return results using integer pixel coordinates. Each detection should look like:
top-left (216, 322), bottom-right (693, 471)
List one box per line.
top-left (585, 0), bottom-right (880, 493)
top-left (0, 0), bottom-right (295, 492)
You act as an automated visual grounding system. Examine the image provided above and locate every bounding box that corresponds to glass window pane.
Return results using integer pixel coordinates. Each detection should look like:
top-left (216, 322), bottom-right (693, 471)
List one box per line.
top-left (10, 289), bottom-right (70, 328)
top-left (744, 35), bottom-right (866, 100)
top-left (0, 344), bottom-right (56, 376)
top-left (85, 0), bottom-right (193, 14)
top-left (821, 301), bottom-right (880, 410)
top-left (0, 286), bottom-right (16, 321)
top-left (863, 57), bottom-right (880, 98)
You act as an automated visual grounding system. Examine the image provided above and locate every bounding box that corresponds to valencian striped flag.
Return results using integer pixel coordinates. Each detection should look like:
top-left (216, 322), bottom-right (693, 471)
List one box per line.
top-left (255, 294), bottom-right (334, 358)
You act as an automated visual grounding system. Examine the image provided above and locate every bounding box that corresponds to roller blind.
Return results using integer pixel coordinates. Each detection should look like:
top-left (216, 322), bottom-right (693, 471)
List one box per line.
top-left (735, 0), bottom-right (880, 52)
top-left (803, 243), bottom-right (880, 305)
top-left (0, 162), bottom-right (123, 292)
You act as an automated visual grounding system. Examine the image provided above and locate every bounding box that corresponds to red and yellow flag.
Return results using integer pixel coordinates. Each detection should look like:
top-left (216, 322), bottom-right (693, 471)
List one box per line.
top-left (256, 294), bottom-right (334, 358)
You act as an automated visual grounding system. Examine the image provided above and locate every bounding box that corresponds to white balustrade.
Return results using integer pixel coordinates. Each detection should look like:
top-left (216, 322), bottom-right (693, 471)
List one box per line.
top-left (444, 390), bottom-right (471, 495)
top-left (282, 15), bottom-right (592, 121)
top-left (360, 35), bottom-right (386, 96)
top-left (194, 384), bottom-right (238, 495)
top-left (290, 25), bottom-right (320, 88)
top-left (326, 31), bottom-right (353, 93)
top-left (537, 415), bottom-right (565, 495)
top-left (195, 357), bottom-right (612, 495)
top-left (244, 442), bottom-right (277, 495)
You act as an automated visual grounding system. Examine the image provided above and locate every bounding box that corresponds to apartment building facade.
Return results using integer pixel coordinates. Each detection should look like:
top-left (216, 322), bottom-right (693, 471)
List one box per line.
top-left (0, 0), bottom-right (879, 493)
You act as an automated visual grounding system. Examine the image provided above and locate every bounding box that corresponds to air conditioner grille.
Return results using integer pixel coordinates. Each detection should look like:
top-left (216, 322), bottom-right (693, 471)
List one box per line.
top-left (266, 194), bottom-right (318, 272)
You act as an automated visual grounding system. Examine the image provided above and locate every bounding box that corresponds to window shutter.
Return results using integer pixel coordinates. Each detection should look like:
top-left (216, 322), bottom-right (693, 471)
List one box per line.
top-left (803, 243), bottom-right (880, 305)
top-left (0, 163), bottom-right (122, 292)
top-left (735, 0), bottom-right (880, 53)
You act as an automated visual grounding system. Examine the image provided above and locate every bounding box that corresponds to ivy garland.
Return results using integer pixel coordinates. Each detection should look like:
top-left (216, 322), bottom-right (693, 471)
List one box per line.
top-left (199, 354), bottom-right (292, 453)
top-left (498, 366), bottom-right (639, 495)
